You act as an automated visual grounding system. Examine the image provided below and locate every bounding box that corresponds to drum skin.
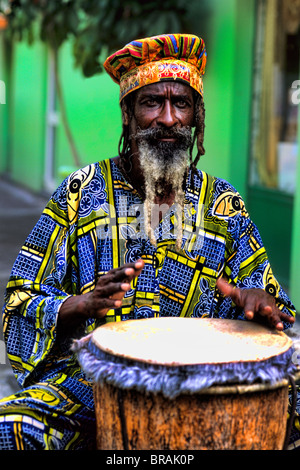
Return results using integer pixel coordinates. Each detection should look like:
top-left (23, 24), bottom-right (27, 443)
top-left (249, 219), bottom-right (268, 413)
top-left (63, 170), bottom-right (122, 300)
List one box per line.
top-left (94, 380), bottom-right (288, 450)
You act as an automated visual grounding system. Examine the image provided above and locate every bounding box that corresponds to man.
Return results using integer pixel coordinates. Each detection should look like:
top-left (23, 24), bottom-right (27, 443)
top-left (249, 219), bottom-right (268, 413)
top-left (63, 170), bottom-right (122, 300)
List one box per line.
top-left (0, 34), bottom-right (298, 450)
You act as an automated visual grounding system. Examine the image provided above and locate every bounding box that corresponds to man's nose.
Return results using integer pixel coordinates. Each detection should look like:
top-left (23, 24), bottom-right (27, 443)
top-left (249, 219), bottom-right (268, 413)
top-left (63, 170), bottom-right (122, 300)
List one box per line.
top-left (156, 101), bottom-right (178, 127)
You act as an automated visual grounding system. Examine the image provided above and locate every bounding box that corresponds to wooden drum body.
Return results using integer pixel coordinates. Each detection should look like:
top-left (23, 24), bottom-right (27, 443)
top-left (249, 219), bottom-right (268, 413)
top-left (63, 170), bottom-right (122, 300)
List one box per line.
top-left (74, 317), bottom-right (296, 450)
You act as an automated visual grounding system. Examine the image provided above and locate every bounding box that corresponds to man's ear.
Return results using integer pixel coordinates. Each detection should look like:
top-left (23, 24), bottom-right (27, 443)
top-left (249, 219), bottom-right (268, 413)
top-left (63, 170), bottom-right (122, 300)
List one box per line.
top-left (122, 111), bottom-right (129, 126)
top-left (121, 101), bottom-right (130, 126)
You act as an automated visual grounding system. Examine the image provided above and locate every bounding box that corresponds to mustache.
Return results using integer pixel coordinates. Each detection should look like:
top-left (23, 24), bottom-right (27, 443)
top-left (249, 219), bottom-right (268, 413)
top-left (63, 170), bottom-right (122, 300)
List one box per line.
top-left (132, 126), bottom-right (192, 143)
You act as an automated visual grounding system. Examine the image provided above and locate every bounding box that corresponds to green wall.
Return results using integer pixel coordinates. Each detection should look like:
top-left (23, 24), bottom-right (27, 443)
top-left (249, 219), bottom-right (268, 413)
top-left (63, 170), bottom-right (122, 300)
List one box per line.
top-left (199, 0), bottom-right (255, 200)
top-left (0, 38), bottom-right (12, 174)
top-left (247, 187), bottom-right (294, 290)
top-left (12, 41), bottom-right (47, 191)
top-left (0, 38), bottom-right (47, 192)
top-left (201, 0), bottom-right (237, 183)
top-left (0, 36), bottom-right (123, 191)
top-left (290, 99), bottom-right (300, 310)
top-left (0, 39), bottom-right (6, 172)
top-left (55, 42), bottom-right (122, 186)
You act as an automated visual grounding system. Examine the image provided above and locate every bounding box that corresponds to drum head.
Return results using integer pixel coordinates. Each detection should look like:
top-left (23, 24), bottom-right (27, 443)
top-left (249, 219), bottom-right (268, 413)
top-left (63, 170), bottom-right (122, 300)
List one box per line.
top-left (91, 317), bottom-right (293, 366)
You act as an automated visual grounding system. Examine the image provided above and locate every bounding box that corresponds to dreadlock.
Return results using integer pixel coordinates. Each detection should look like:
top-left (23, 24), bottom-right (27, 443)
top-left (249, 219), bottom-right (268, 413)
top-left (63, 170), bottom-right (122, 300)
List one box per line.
top-left (118, 89), bottom-right (206, 180)
top-left (190, 91), bottom-right (206, 178)
top-left (118, 93), bottom-right (135, 173)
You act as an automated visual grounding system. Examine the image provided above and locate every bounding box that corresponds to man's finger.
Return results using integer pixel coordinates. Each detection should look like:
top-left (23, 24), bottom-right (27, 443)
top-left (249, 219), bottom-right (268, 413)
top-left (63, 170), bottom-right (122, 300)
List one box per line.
top-left (258, 303), bottom-right (295, 330)
top-left (278, 310), bottom-right (295, 325)
top-left (242, 296), bottom-right (258, 321)
top-left (96, 281), bottom-right (131, 298)
top-left (216, 278), bottom-right (243, 306)
top-left (101, 259), bottom-right (145, 285)
top-left (274, 321), bottom-right (284, 331)
top-left (216, 278), bottom-right (235, 297)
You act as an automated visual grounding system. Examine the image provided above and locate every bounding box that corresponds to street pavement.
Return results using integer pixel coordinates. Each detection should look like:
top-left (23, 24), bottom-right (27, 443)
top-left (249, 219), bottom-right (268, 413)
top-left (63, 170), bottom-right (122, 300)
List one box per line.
top-left (0, 176), bottom-right (300, 400)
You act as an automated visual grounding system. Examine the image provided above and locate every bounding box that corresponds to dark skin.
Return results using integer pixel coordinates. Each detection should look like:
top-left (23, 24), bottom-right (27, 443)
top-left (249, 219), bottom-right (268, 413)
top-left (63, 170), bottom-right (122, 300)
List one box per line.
top-left (57, 260), bottom-right (145, 332)
top-left (216, 278), bottom-right (294, 331)
top-left (58, 82), bottom-right (295, 332)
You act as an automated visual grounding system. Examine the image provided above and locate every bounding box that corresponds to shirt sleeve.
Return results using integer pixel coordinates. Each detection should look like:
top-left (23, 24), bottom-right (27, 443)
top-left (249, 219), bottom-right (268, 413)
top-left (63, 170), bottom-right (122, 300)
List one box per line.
top-left (214, 190), bottom-right (296, 328)
top-left (2, 177), bottom-right (77, 387)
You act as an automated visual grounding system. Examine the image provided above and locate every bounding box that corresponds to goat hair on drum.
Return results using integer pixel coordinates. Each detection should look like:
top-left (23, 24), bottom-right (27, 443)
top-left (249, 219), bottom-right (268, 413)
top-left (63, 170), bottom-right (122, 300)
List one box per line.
top-left (73, 317), bottom-right (297, 450)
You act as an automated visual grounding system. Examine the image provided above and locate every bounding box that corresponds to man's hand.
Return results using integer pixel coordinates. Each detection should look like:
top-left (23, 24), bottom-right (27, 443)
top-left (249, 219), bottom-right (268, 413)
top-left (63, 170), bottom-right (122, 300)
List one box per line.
top-left (58, 259), bottom-right (144, 331)
top-left (216, 277), bottom-right (295, 331)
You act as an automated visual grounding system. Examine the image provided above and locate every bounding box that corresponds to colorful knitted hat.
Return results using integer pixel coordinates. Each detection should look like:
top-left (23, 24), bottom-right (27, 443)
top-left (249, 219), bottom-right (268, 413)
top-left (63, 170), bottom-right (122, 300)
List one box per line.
top-left (104, 34), bottom-right (207, 101)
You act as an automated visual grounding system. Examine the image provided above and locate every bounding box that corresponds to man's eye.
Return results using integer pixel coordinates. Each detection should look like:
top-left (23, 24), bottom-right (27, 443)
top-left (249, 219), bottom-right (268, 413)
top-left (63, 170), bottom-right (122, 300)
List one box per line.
top-left (144, 98), bottom-right (159, 106)
top-left (176, 100), bottom-right (188, 108)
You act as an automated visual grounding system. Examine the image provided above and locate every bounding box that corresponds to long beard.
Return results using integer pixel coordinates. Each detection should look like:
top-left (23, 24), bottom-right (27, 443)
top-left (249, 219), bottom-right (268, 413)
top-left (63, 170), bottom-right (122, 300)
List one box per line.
top-left (132, 127), bottom-right (192, 248)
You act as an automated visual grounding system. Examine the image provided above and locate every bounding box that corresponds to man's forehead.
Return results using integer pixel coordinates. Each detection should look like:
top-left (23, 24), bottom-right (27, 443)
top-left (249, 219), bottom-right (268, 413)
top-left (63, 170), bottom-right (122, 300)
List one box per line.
top-left (136, 82), bottom-right (194, 97)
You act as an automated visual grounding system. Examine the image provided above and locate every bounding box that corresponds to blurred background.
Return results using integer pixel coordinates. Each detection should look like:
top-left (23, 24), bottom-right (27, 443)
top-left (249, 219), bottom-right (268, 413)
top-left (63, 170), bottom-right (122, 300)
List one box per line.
top-left (0, 0), bottom-right (300, 306)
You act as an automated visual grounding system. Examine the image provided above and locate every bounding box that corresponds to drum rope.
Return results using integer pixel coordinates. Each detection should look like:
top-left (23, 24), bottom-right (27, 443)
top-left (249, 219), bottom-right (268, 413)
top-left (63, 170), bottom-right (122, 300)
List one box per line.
top-left (117, 389), bottom-right (129, 450)
top-left (283, 374), bottom-right (297, 450)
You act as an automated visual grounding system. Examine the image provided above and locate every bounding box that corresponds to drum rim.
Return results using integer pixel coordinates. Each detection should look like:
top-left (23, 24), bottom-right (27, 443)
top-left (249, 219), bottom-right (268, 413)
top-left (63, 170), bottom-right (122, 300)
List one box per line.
top-left (201, 369), bottom-right (300, 394)
top-left (195, 378), bottom-right (290, 395)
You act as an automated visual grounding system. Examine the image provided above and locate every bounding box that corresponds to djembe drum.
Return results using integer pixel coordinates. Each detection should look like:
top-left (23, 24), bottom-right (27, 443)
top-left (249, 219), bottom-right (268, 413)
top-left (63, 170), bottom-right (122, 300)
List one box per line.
top-left (74, 317), bottom-right (297, 450)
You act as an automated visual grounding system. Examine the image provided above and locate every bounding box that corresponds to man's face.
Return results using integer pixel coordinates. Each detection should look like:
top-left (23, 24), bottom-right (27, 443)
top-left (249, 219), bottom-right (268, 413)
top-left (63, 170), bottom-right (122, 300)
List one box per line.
top-left (129, 81), bottom-right (195, 154)
top-left (123, 81), bottom-right (196, 242)
top-left (123, 81), bottom-right (196, 201)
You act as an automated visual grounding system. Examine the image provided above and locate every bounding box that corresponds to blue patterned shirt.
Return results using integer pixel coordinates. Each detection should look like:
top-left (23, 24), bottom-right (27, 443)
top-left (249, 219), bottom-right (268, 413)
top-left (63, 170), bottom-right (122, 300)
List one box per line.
top-left (2, 159), bottom-right (296, 407)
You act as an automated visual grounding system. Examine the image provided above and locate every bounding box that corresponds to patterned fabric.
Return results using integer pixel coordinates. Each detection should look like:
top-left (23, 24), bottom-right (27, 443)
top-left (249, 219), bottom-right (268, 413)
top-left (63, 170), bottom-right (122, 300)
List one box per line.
top-left (0, 383), bottom-right (96, 450)
top-left (288, 385), bottom-right (300, 450)
top-left (103, 34), bottom-right (207, 101)
top-left (1, 158), bottom-right (297, 449)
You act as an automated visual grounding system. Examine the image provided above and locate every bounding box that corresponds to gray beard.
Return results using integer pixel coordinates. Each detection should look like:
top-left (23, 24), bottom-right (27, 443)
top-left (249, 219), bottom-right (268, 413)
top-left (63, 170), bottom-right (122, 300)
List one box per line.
top-left (133, 127), bottom-right (192, 197)
top-left (132, 127), bottom-right (192, 248)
